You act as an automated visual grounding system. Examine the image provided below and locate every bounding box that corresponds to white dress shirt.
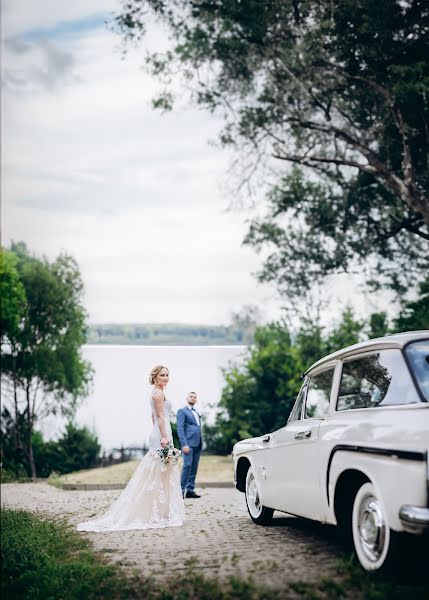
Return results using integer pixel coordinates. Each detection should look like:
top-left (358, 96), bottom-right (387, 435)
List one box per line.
top-left (189, 405), bottom-right (200, 426)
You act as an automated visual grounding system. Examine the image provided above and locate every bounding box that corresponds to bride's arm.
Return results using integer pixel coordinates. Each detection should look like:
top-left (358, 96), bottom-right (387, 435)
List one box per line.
top-left (153, 390), bottom-right (168, 447)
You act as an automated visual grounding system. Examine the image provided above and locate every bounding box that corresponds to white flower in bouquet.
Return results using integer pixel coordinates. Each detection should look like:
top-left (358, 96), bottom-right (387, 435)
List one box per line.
top-left (156, 442), bottom-right (182, 469)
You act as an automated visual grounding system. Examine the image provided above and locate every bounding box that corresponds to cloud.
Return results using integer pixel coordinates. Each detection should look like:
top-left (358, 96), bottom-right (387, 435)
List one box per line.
top-left (3, 37), bottom-right (77, 92)
top-left (1, 0), bottom-right (118, 38)
top-left (1, 13), bottom-right (280, 325)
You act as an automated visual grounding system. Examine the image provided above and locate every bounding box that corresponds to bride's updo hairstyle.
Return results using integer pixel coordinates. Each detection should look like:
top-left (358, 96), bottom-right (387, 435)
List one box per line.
top-left (149, 365), bottom-right (168, 385)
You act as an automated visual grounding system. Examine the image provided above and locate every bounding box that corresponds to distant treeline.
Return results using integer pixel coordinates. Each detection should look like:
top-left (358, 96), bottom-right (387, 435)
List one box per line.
top-left (86, 323), bottom-right (250, 345)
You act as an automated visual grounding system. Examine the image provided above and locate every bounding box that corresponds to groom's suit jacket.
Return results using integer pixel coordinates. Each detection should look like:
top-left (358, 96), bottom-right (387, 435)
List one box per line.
top-left (177, 406), bottom-right (202, 448)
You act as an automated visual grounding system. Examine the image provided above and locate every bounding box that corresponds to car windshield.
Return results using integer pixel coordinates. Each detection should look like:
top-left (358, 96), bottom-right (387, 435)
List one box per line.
top-left (405, 340), bottom-right (429, 401)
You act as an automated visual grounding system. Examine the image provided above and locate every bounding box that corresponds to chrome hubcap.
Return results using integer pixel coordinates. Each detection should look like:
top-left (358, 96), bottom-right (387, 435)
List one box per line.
top-left (358, 496), bottom-right (386, 562)
top-left (246, 471), bottom-right (262, 517)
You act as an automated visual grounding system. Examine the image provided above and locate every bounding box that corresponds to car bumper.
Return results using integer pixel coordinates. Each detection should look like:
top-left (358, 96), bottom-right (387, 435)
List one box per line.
top-left (399, 505), bottom-right (429, 534)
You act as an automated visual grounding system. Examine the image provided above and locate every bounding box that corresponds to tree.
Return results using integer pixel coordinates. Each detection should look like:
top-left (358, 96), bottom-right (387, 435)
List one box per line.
top-left (325, 306), bottom-right (365, 354)
top-left (294, 317), bottom-right (325, 369)
top-left (207, 323), bottom-right (303, 453)
top-left (1, 244), bottom-right (93, 478)
top-left (0, 249), bottom-right (27, 458)
top-left (393, 275), bottom-right (429, 331)
top-left (116, 0), bottom-right (429, 299)
top-left (0, 249), bottom-right (26, 343)
top-left (245, 168), bottom-right (428, 298)
top-left (367, 312), bottom-right (390, 339)
top-left (0, 407), bottom-right (28, 480)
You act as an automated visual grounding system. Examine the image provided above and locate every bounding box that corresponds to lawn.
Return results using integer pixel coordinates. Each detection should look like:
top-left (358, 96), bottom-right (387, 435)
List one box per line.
top-left (58, 454), bottom-right (234, 485)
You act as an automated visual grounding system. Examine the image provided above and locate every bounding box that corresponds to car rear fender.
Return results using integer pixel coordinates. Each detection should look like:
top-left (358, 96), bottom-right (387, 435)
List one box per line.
top-left (327, 447), bottom-right (428, 531)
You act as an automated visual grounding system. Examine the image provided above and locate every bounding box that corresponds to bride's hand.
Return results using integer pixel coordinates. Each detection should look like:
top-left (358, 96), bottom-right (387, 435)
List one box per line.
top-left (160, 437), bottom-right (168, 448)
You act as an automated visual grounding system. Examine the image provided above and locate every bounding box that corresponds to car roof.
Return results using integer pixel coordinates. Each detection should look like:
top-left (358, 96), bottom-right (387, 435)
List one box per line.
top-left (305, 330), bottom-right (429, 375)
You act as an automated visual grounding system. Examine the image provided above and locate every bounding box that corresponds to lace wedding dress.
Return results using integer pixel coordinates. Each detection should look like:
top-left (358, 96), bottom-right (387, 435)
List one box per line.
top-left (77, 392), bottom-right (185, 532)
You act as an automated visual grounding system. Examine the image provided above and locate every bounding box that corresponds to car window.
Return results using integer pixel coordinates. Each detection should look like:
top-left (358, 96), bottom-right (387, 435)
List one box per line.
top-left (337, 349), bottom-right (418, 411)
top-left (305, 369), bottom-right (334, 419)
top-left (288, 381), bottom-right (307, 422)
top-left (405, 340), bottom-right (429, 401)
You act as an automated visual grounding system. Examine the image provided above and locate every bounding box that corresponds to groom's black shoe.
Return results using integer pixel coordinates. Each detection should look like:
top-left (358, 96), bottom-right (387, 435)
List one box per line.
top-left (185, 490), bottom-right (201, 498)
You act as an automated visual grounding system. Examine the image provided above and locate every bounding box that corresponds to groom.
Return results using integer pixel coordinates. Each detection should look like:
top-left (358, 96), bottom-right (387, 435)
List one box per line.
top-left (177, 392), bottom-right (202, 499)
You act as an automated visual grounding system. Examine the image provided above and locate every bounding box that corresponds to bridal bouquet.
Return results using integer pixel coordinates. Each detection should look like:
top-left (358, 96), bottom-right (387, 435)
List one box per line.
top-left (156, 442), bottom-right (182, 466)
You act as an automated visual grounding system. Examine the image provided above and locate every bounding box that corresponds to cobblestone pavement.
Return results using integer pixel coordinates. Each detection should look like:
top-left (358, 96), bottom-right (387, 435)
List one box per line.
top-left (2, 483), bottom-right (342, 588)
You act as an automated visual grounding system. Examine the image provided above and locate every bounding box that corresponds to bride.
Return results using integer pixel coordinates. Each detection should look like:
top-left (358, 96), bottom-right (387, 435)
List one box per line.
top-left (77, 365), bottom-right (185, 532)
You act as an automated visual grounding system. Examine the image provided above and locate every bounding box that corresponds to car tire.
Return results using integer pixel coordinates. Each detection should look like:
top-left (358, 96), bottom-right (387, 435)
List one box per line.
top-left (352, 482), bottom-right (399, 572)
top-left (245, 466), bottom-right (274, 525)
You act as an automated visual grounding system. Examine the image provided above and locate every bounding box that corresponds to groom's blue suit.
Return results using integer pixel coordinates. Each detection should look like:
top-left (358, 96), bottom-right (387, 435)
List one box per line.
top-left (177, 405), bottom-right (202, 494)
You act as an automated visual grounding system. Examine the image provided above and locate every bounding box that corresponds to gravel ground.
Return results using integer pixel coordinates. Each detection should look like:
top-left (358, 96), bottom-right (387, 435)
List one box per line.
top-left (2, 482), bottom-right (342, 588)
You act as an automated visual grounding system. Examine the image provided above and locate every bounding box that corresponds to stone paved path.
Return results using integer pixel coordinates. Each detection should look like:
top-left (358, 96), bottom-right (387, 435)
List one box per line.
top-left (2, 483), bottom-right (342, 588)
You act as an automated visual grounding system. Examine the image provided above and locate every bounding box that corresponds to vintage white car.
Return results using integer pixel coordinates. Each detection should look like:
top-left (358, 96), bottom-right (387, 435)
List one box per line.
top-left (233, 331), bottom-right (429, 572)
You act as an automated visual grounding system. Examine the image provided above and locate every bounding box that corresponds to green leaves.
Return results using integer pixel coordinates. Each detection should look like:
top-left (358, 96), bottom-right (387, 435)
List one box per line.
top-left (394, 276), bottom-right (429, 331)
top-left (244, 168), bottom-right (428, 299)
top-left (5, 243), bottom-right (93, 399)
top-left (206, 323), bottom-right (302, 453)
top-left (116, 0), bottom-right (429, 300)
top-left (0, 248), bottom-right (27, 344)
top-left (1, 243), bottom-right (93, 477)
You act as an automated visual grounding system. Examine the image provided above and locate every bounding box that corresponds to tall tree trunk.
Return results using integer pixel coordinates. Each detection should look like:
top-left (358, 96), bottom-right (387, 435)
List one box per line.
top-left (13, 353), bottom-right (20, 450)
top-left (26, 383), bottom-right (37, 479)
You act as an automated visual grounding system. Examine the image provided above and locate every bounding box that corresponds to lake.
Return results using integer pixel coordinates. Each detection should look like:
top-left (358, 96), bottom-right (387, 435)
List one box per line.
top-left (48, 345), bottom-right (247, 450)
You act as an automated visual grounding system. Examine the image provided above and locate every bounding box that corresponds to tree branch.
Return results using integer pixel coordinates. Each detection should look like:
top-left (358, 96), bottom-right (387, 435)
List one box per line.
top-left (277, 116), bottom-right (429, 224)
top-left (345, 73), bottom-right (415, 182)
top-left (272, 150), bottom-right (377, 174)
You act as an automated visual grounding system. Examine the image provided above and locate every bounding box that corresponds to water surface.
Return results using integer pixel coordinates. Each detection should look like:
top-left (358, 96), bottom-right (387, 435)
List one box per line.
top-left (66, 345), bottom-right (247, 450)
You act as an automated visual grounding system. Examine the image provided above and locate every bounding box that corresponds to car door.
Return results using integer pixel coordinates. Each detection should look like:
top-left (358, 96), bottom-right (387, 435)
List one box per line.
top-left (262, 367), bottom-right (335, 520)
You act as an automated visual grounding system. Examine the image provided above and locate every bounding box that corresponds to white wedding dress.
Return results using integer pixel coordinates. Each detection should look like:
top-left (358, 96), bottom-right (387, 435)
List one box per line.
top-left (77, 392), bottom-right (185, 532)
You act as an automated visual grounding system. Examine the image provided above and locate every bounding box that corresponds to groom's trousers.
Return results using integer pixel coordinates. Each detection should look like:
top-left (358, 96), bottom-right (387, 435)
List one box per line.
top-left (181, 444), bottom-right (202, 493)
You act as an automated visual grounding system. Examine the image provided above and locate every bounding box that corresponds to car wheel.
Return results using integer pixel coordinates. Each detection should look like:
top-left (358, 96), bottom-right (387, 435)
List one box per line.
top-left (245, 466), bottom-right (274, 525)
top-left (352, 482), bottom-right (398, 572)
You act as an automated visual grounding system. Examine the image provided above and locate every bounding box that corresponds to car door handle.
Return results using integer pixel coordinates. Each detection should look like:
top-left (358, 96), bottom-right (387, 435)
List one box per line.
top-left (263, 435), bottom-right (271, 443)
top-left (294, 429), bottom-right (311, 440)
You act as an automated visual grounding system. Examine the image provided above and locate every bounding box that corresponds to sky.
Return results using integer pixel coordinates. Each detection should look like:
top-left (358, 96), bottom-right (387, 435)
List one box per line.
top-left (1, 0), bottom-right (395, 328)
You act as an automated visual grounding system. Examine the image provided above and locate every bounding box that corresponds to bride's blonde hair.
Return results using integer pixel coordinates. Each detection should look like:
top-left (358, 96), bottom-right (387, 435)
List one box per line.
top-left (149, 365), bottom-right (168, 385)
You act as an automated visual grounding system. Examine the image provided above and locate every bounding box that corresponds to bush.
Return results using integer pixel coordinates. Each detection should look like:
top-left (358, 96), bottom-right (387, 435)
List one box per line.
top-left (33, 423), bottom-right (101, 477)
top-left (1, 408), bottom-right (30, 480)
top-left (1, 415), bottom-right (101, 479)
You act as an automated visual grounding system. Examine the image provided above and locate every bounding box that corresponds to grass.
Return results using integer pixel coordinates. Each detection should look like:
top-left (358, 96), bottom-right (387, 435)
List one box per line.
top-left (1, 509), bottom-right (142, 600)
top-left (0, 508), bottom-right (281, 600)
top-left (333, 551), bottom-right (429, 600)
top-left (58, 454), bottom-right (234, 485)
top-left (2, 508), bottom-right (428, 600)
